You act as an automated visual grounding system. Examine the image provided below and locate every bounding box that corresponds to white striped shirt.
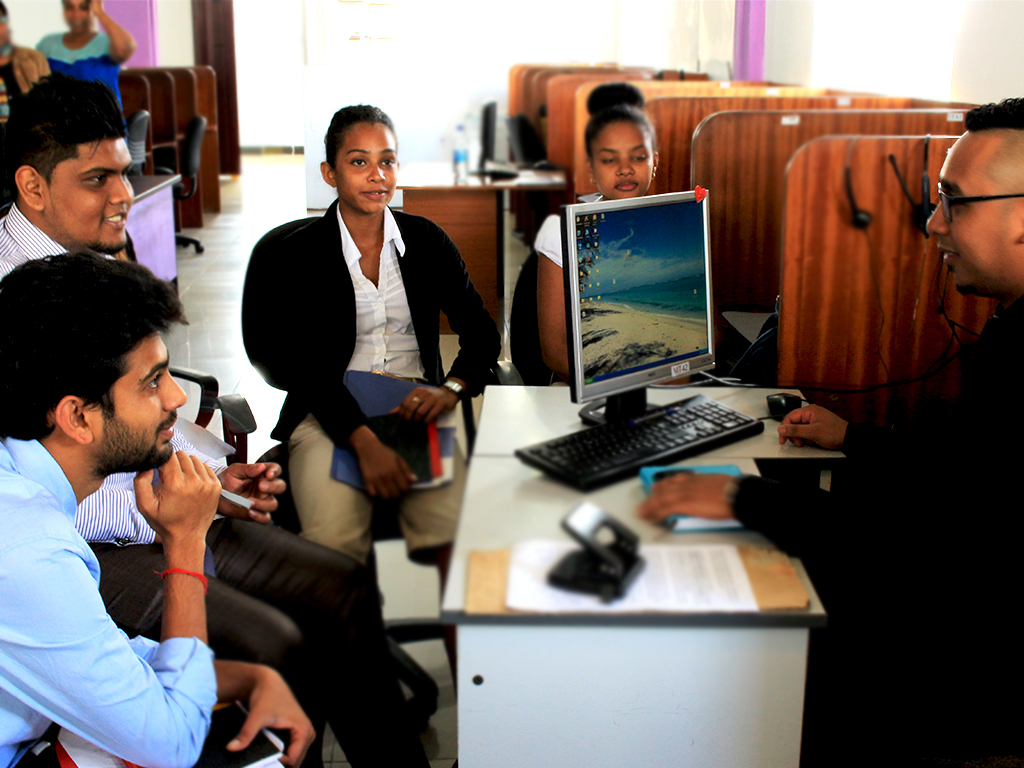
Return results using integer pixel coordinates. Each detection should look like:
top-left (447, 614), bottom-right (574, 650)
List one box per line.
top-left (339, 206), bottom-right (425, 380)
top-left (75, 431), bottom-right (222, 545)
top-left (0, 203), bottom-right (68, 279)
top-left (0, 205), bottom-right (225, 544)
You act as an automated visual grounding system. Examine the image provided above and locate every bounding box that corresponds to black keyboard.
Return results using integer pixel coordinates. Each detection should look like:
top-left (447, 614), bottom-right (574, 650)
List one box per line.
top-left (514, 394), bottom-right (764, 490)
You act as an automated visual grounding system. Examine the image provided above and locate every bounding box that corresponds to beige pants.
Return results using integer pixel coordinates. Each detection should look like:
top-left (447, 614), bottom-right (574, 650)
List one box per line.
top-left (288, 413), bottom-right (465, 564)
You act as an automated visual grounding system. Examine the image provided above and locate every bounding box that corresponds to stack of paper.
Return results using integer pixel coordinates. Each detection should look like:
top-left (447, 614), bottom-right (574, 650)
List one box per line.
top-left (506, 540), bottom-right (759, 613)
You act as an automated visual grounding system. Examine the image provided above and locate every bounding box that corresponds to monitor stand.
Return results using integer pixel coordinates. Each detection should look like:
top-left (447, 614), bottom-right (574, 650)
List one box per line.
top-left (578, 388), bottom-right (663, 426)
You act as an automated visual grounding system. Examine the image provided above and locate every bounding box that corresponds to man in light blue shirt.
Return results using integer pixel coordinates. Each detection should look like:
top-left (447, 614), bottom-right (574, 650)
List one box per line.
top-left (0, 254), bottom-right (313, 768)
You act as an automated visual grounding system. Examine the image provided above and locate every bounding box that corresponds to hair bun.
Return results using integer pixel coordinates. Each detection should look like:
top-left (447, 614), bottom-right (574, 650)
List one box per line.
top-left (586, 82), bottom-right (645, 116)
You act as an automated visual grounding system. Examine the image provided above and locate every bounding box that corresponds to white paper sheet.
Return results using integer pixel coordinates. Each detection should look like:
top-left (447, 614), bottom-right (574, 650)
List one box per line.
top-left (506, 540), bottom-right (758, 613)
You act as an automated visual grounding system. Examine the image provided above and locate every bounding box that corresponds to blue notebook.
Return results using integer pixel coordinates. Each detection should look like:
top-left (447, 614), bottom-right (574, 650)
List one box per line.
top-left (331, 372), bottom-right (455, 490)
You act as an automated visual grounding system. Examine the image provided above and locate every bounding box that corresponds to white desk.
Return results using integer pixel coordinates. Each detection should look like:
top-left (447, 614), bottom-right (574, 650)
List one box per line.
top-left (444, 386), bottom-right (830, 767)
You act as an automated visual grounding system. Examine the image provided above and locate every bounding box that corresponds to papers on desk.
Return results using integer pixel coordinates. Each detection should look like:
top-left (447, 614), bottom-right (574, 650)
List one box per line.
top-left (506, 540), bottom-right (758, 613)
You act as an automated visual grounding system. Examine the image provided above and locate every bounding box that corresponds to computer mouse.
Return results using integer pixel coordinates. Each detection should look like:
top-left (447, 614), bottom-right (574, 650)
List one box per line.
top-left (766, 393), bottom-right (804, 421)
top-left (532, 160), bottom-right (557, 170)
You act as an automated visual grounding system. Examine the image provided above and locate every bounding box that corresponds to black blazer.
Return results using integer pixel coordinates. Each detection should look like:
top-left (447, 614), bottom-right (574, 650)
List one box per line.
top-left (244, 201), bottom-right (500, 448)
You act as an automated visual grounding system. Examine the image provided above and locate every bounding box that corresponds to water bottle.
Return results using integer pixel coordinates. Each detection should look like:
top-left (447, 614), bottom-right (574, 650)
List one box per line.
top-left (453, 124), bottom-right (469, 184)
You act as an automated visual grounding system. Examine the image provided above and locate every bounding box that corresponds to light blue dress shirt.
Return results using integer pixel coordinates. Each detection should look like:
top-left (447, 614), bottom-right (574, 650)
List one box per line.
top-left (0, 438), bottom-right (217, 768)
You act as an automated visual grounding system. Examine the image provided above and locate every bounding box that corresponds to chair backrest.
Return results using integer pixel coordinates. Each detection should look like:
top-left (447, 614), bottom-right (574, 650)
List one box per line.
top-left (179, 115), bottom-right (207, 178)
top-left (126, 110), bottom-right (150, 176)
top-left (242, 216), bottom-right (321, 391)
top-left (509, 250), bottom-right (555, 386)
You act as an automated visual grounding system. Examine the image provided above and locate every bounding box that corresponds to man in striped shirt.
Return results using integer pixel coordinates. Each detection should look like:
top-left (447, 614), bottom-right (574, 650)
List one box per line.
top-left (0, 75), bottom-right (430, 767)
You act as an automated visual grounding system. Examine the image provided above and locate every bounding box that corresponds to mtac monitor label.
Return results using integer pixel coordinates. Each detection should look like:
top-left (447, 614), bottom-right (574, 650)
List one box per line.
top-left (671, 362), bottom-right (690, 376)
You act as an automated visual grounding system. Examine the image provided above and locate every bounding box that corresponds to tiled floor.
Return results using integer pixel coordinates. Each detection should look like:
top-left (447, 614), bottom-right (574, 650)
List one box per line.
top-left (166, 154), bottom-right (527, 767)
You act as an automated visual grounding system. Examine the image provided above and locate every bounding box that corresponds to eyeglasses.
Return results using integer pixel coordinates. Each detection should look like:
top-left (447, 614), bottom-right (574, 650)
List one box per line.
top-left (936, 183), bottom-right (1024, 223)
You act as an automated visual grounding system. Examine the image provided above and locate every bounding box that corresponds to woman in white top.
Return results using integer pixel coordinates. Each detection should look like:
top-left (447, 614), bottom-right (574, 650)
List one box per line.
top-left (536, 90), bottom-right (659, 381)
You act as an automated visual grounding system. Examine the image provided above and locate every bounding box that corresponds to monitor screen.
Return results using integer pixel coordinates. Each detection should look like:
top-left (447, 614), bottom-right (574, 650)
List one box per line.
top-left (561, 191), bottom-right (714, 416)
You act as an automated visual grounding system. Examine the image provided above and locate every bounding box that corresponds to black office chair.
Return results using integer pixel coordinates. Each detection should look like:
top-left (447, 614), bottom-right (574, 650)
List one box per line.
top-left (156, 114), bottom-right (207, 255)
top-left (126, 110), bottom-right (150, 177)
top-left (509, 249), bottom-right (556, 386)
top-left (169, 366), bottom-right (258, 465)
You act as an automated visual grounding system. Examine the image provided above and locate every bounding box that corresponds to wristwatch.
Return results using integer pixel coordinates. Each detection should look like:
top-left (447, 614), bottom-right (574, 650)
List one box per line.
top-left (441, 379), bottom-right (464, 398)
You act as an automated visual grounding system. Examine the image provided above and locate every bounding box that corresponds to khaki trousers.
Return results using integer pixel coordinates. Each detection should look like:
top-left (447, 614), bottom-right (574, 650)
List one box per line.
top-left (288, 413), bottom-right (465, 564)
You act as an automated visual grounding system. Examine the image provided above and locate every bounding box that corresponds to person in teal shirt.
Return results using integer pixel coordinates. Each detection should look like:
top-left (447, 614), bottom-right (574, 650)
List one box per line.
top-left (36, 0), bottom-right (135, 105)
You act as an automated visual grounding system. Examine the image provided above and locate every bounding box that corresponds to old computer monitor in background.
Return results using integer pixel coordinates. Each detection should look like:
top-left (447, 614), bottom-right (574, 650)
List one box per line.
top-left (561, 191), bottom-right (714, 425)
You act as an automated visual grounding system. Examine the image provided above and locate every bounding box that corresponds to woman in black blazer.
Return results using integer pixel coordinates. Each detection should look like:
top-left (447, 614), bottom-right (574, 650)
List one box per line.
top-left (249, 105), bottom-right (500, 569)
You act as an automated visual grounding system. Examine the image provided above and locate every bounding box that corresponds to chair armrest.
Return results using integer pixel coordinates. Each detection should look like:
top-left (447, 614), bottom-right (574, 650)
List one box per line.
top-left (219, 393), bottom-right (257, 435)
top-left (219, 393), bottom-right (257, 466)
top-left (170, 366), bottom-right (219, 428)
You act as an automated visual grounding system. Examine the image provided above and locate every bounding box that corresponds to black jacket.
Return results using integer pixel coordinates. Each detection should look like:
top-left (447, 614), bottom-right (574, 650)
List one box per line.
top-left (731, 300), bottom-right (1024, 763)
top-left (244, 202), bottom-right (500, 449)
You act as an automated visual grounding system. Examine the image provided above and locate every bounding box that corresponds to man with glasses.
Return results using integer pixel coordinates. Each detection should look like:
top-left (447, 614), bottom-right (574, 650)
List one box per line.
top-left (641, 98), bottom-right (1024, 764)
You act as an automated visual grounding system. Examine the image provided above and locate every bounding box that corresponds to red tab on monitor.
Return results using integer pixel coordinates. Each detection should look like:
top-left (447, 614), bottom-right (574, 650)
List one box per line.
top-left (694, 186), bottom-right (707, 203)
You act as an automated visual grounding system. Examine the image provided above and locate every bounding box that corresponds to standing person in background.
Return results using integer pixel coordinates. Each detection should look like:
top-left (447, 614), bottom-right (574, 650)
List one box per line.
top-left (0, 2), bottom-right (50, 122)
top-left (37, 0), bottom-right (135, 106)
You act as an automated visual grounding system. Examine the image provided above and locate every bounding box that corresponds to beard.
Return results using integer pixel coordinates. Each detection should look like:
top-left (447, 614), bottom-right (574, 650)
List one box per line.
top-left (86, 238), bottom-right (129, 256)
top-left (93, 411), bottom-right (177, 478)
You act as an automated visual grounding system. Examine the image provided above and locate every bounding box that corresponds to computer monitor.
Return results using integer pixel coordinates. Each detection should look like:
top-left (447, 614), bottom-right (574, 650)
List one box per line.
top-left (561, 190), bottom-right (714, 424)
top-left (480, 101), bottom-right (497, 170)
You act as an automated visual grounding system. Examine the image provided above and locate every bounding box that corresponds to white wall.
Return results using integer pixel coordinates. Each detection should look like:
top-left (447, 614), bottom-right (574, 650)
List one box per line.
top-left (155, 0), bottom-right (194, 67)
top-left (234, 0), bottom-right (303, 147)
top-left (951, 0), bottom-right (1024, 104)
top-left (765, 0), bottom-right (1024, 105)
top-left (763, 0), bottom-right (813, 86)
top-left (296, 0), bottom-right (736, 208)
top-left (7, 1), bottom-right (64, 50)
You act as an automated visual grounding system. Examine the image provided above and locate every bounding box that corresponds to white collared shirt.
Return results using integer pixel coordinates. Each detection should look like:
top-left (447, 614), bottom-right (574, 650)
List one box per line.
top-left (0, 203), bottom-right (69, 279)
top-left (338, 205), bottom-right (425, 380)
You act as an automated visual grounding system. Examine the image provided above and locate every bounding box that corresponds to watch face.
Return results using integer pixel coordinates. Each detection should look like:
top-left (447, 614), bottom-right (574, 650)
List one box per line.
top-left (444, 380), bottom-right (463, 394)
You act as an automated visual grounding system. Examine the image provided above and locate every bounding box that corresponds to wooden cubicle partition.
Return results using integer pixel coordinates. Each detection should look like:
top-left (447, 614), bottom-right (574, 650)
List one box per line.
top-left (568, 81), bottom-right (796, 196)
top-left (192, 66), bottom-right (222, 213)
top-left (133, 69), bottom-right (177, 162)
top-left (143, 67), bottom-right (204, 228)
top-left (777, 135), bottom-right (997, 426)
top-left (522, 65), bottom-right (652, 142)
top-left (692, 108), bottom-right (970, 310)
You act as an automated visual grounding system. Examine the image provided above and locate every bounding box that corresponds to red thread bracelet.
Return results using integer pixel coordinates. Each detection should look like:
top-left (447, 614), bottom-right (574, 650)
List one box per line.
top-left (156, 568), bottom-right (209, 594)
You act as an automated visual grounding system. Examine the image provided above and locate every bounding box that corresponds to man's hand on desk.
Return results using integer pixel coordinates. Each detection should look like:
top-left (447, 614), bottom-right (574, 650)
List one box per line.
top-left (218, 462), bottom-right (286, 524)
top-left (349, 426), bottom-right (416, 499)
top-left (777, 405), bottom-right (848, 449)
top-left (638, 473), bottom-right (739, 524)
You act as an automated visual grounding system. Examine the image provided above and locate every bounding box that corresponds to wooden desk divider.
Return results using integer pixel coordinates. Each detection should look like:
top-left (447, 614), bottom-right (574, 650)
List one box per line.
top-left (692, 108), bottom-right (970, 310)
top-left (130, 69), bottom-right (177, 163)
top-left (777, 135), bottom-right (997, 426)
top-left (191, 66), bottom-right (222, 213)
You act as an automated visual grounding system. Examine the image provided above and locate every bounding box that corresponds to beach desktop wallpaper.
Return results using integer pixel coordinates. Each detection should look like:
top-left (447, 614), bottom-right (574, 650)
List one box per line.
top-left (574, 201), bottom-right (709, 382)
